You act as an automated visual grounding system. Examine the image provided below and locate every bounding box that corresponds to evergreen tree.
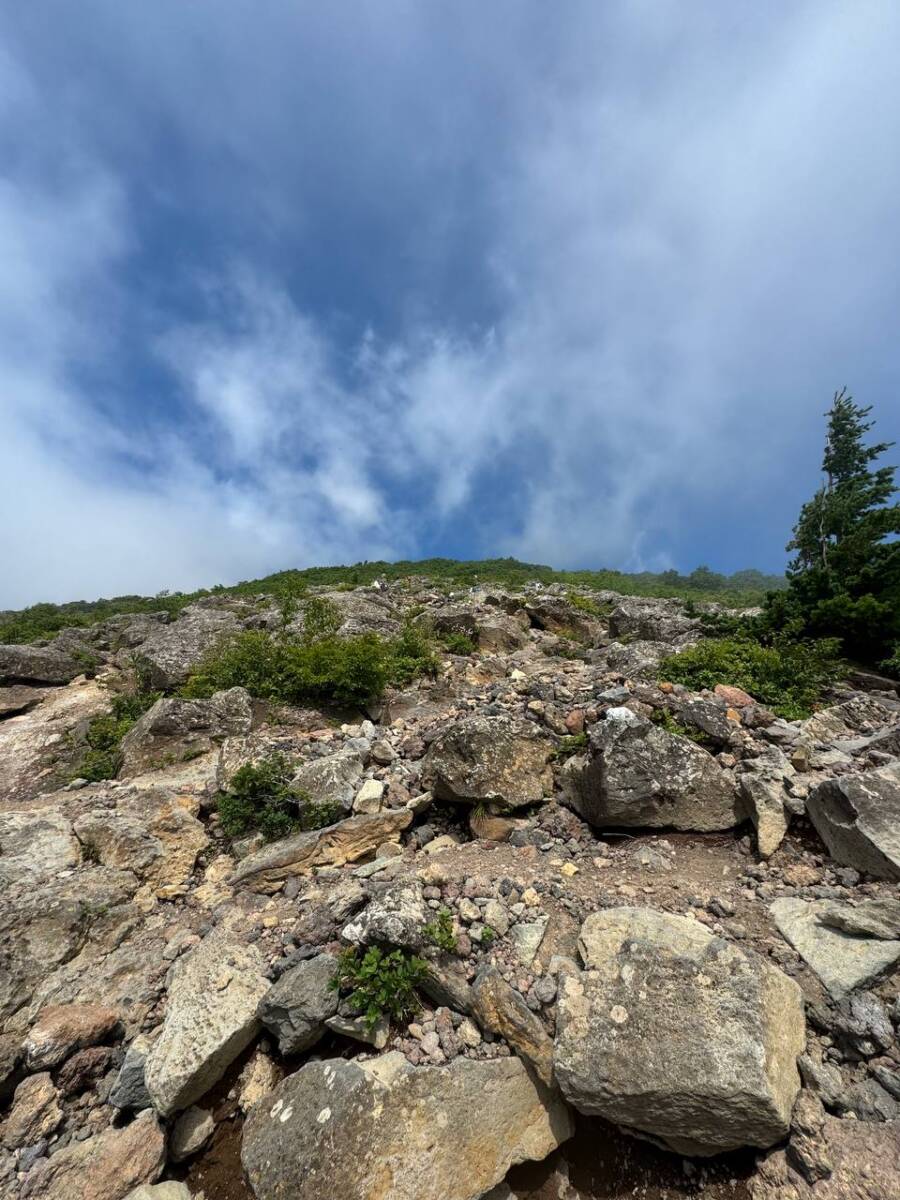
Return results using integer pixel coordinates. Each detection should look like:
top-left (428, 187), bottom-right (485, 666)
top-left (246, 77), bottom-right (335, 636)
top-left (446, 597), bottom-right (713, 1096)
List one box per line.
top-left (773, 389), bottom-right (900, 667)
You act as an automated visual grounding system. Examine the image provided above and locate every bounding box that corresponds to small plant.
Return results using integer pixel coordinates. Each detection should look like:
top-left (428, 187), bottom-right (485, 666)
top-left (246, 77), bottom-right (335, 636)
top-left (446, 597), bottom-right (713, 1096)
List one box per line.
top-left (298, 797), bottom-right (342, 831)
top-left (442, 632), bottom-right (476, 656)
top-left (423, 907), bottom-right (458, 953)
top-left (330, 945), bottom-right (428, 1029)
top-left (217, 753), bottom-right (304, 841)
top-left (302, 595), bottom-right (342, 640)
top-left (551, 731), bottom-right (588, 761)
top-left (70, 688), bottom-right (161, 782)
top-left (480, 925), bottom-right (495, 948)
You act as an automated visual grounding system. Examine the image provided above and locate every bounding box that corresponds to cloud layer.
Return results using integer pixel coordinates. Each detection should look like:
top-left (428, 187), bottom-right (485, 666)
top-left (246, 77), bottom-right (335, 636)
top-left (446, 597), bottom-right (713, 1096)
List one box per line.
top-left (1, 2), bottom-right (899, 606)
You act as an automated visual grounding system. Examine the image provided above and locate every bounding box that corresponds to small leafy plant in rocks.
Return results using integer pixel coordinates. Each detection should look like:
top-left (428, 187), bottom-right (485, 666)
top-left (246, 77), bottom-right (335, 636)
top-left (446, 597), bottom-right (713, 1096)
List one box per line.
top-left (330, 945), bottom-right (429, 1030)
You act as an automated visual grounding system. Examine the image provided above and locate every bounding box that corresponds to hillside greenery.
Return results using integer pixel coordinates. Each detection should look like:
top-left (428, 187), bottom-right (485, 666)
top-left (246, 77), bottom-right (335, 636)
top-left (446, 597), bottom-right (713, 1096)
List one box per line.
top-left (0, 559), bottom-right (785, 645)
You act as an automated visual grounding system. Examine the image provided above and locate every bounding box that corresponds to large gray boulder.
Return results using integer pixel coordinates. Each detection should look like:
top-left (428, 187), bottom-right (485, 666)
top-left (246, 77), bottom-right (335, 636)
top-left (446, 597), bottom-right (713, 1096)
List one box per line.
top-left (770, 898), bottom-right (900, 1000)
top-left (739, 745), bottom-right (797, 858)
top-left (0, 642), bottom-right (81, 685)
top-left (553, 907), bottom-right (805, 1156)
top-left (292, 745), bottom-right (365, 812)
top-left (241, 1052), bottom-right (573, 1200)
top-left (119, 688), bottom-right (252, 777)
top-left (608, 598), bottom-right (699, 644)
top-left (806, 763), bottom-right (900, 880)
top-left (138, 606), bottom-right (242, 690)
top-left (144, 929), bottom-right (270, 1116)
top-left (423, 714), bottom-right (553, 810)
top-left (570, 713), bottom-right (743, 831)
top-left (257, 954), bottom-right (338, 1056)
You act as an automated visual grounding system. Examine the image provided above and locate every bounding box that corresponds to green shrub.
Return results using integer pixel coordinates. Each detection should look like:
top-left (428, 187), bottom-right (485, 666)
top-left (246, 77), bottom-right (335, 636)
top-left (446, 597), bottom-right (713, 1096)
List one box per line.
top-left (881, 644), bottom-right (900, 679)
top-left (551, 732), bottom-right (588, 760)
top-left (660, 636), bottom-right (843, 720)
top-left (423, 908), bottom-right (458, 953)
top-left (330, 945), bottom-right (428, 1029)
top-left (217, 753), bottom-right (305, 841)
top-left (386, 621), bottom-right (440, 686)
top-left (567, 592), bottom-right (611, 617)
top-left (70, 689), bottom-right (161, 781)
top-left (442, 632), bottom-right (476, 656)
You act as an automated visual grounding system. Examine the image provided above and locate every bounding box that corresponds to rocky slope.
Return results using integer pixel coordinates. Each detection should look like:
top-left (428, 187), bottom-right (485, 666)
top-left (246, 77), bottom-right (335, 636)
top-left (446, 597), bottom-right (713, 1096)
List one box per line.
top-left (1, 580), bottom-right (899, 1200)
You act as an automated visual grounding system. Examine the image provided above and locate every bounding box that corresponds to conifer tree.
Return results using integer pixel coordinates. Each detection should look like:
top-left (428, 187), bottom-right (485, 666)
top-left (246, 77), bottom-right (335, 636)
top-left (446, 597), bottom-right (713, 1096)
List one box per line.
top-left (776, 389), bottom-right (900, 667)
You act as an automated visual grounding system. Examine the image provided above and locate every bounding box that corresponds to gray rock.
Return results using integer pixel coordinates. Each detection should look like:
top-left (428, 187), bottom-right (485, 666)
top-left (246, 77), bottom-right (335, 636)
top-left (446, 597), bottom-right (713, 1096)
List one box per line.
top-left (806, 763), bottom-right (900, 880)
top-left (241, 1052), bottom-right (573, 1200)
top-left (257, 954), bottom-right (338, 1056)
top-left (818, 897), bottom-right (900, 940)
top-left (292, 745), bottom-right (365, 812)
top-left (423, 714), bottom-right (553, 810)
top-left (144, 929), bottom-right (270, 1116)
top-left (169, 1105), bottom-right (215, 1162)
top-left (738, 746), bottom-right (796, 858)
top-left (608, 599), bottom-right (699, 644)
top-left (510, 917), bottom-right (549, 966)
top-left (324, 1012), bottom-right (390, 1048)
top-left (109, 1035), bottom-right (153, 1110)
top-left (571, 716), bottom-right (743, 831)
top-left (0, 810), bottom-right (81, 888)
top-left (138, 605), bottom-right (242, 690)
top-left (829, 993), bottom-right (894, 1059)
top-left (341, 882), bottom-right (429, 950)
top-left (119, 688), bottom-right (252, 777)
top-left (770, 898), bottom-right (900, 1000)
top-left (124, 1185), bottom-right (194, 1200)
top-left (554, 907), bottom-right (805, 1156)
top-left (0, 643), bottom-right (81, 685)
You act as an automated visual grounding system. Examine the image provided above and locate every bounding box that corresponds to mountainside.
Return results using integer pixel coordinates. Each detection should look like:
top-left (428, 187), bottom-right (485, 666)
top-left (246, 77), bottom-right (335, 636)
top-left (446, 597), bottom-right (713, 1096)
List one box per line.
top-left (1, 576), bottom-right (899, 1200)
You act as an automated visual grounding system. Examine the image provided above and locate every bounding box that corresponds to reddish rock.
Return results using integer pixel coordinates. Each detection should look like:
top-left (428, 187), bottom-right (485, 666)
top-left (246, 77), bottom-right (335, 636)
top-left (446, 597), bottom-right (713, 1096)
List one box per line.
top-left (714, 683), bottom-right (756, 707)
top-left (564, 709), bottom-right (585, 735)
top-left (25, 1004), bottom-right (120, 1070)
top-left (55, 1046), bottom-right (113, 1096)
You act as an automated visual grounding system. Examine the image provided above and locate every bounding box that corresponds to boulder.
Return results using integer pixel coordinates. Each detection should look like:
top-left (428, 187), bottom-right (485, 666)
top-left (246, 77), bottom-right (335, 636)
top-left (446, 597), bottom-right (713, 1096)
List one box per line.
top-left (21, 1107), bottom-right (165, 1200)
top-left (119, 688), bottom-right (252, 776)
top-left (751, 1114), bottom-right (900, 1200)
top-left (257, 953), bottom-right (339, 1055)
top-left (138, 606), bottom-right (242, 690)
top-left (144, 929), bottom-right (270, 1116)
top-left (341, 882), bottom-right (429, 949)
top-left (231, 808), bottom-right (413, 892)
top-left (241, 1052), bottom-right (573, 1200)
top-left (25, 1002), bottom-right (120, 1070)
top-left (0, 809), bottom-right (81, 888)
top-left (571, 715), bottom-right (743, 831)
top-left (169, 1104), bottom-right (215, 1161)
top-left (770, 898), bottom-right (900, 1000)
top-left (553, 907), bottom-right (805, 1156)
top-left (607, 598), bottom-right (698, 644)
top-left (739, 746), bottom-right (797, 858)
top-left (472, 966), bottom-right (554, 1087)
top-left (423, 714), bottom-right (553, 810)
top-left (0, 642), bottom-right (81, 685)
top-left (0, 684), bottom-right (45, 716)
top-left (109, 1034), bottom-right (153, 1110)
top-left (806, 764), bottom-right (900, 880)
top-left (293, 745), bottom-right (366, 812)
top-left (125, 1186), bottom-right (194, 1200)
top-left (1, 1071), bottom-right (63, 1149)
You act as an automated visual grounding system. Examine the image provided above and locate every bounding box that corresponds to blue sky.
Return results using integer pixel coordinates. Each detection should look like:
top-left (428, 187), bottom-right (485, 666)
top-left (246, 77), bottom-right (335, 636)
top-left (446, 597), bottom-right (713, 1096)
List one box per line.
top-left (1, 2), bottom-right (899, 607)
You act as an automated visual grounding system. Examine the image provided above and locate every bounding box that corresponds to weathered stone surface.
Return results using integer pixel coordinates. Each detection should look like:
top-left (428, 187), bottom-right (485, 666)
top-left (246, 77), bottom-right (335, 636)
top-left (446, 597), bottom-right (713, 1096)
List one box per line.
top-left (0, 809), bottom-right (81, 887)
top-left (241, 1052), bottom-right (573, 1200)
top-left (750, 1115), bottom-right (900, 1200)
top-left (341, 881), bottom-right (429, 949)
top-left (0, 678), bottom-right (108, 808)
top-left (1, 1072), bottom-right (62, 1149)
top-left (571, 715), bottom-right (743, 832)
top-left (771, 897), bottom-right (900, 999)
top-left (292, 745), bottom-right (365, 811)
top-left (231, 807), bottom-right (413, 892)
top-left (806, 763), bottom-right (900, 880)
top-left (608, 598), bottom-right (698, 644)
top-left (21, 1108), bottom-right (165, 1200)
top-left (352, 776), bottom-right (385, 813)
top-left (554, 908), bottom-right (805, 1156)
top-left (818, 897), bottom-right (900, 940)
top-left (144, 928), bottom-right (269, 1115)
top-left (423, 714), bottom-right (553, 810)
top-left (119, 688), bottom-right (252, 777)
top-left (109, 1034), bottom-right (153, 1110)
top-left (0, 642), bottom-right (81, 685)
top-left (739, 746), bottom-right (796, 857)
top-left (472, 966), bottom-right (554, 1086)
top-left (25, 1002), bottom-right (120, 1070)
top-left (125, 1186), bottom-right (194, 1200)
top-left (0, 684), bottom-right (45, 716)
top-left (138, 606), bottom-right (242, 690)
top-left (257, 953), bottom-right (338, 1055)
top-left (170, 1104), bottom-right (215, 1161)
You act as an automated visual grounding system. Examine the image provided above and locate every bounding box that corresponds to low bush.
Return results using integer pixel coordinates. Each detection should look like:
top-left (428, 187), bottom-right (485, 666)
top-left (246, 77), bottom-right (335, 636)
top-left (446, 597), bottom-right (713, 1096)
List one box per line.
top-left (660, 636), bottom-right (843, 720)
top-left (330, 945), bottom-right (428, 1029)
top-left (551, 732), bottom-right (588, 760)
top-left (70, 689), bottom-right (161, 781)
top-left (442, 632), bottom-right (476, 656)
top-left (184, 619), bottom-right (437, 710)
top-left (423, 908), bottom-right (458, 953)
top-left (217, 753), bottom-right (315, 841)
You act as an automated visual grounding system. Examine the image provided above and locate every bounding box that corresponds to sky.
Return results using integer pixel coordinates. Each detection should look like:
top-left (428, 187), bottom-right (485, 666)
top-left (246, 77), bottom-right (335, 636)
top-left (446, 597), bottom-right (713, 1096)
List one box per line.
top-left (1, 1), bottom-right (899, 608)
